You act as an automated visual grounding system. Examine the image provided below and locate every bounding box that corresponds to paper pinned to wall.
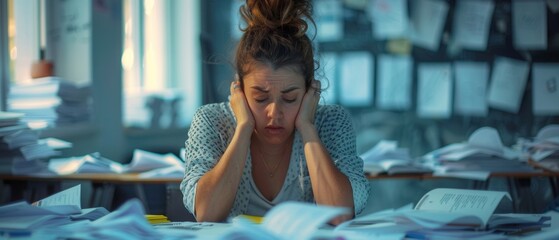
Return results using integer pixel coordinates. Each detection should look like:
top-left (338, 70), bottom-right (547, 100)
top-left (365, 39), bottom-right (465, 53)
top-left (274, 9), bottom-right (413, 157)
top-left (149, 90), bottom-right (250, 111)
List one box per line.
top-left (487, 57), bottom-right (530, 113)
top-left (512, 0), bottom-right (547, 50)
top-left (320, 53), bottom-right (338, 105)
top-left (339, 52), bottom-right (373, 106)
top-left (314, 0), bottom-right (343, 41)
top-left (410, 0), bottom-right (449, 51)
top-left (417, 63), bottom-right (452, 119)
top-left (452, 0), bottom-right (495, 50)
top-left (376, 55), bottom-right (412, 110)
top-left (454, 62), bottom-right (489, 116)
top-left (532, 63), bottom-right (559, 115)
top-left (369, 0), bottom-right (408, 39)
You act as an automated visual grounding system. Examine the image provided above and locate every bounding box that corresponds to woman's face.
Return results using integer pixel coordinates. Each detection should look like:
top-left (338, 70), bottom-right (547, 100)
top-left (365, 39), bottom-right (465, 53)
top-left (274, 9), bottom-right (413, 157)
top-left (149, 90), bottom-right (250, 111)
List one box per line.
top-left (243, 64), bottom-right (306, 145)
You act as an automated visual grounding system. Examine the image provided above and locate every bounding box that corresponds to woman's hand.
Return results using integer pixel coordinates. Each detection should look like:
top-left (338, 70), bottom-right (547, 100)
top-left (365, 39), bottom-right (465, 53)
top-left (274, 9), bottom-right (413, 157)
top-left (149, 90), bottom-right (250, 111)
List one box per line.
top-left (296, 80), bottom-right (321, 131)
top-left (230, 80), bottom-right (255, 131)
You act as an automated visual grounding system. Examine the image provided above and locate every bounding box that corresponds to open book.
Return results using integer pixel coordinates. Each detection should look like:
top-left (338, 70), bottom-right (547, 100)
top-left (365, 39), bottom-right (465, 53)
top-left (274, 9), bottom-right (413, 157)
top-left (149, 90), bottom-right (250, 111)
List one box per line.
top-left (337, 188), bottom-right (549, 233)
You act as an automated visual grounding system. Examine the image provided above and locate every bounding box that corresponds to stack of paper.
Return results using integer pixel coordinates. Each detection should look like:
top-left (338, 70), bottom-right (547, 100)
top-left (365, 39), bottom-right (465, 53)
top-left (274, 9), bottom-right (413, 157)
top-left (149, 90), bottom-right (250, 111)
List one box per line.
top-left (0, 111), bottom-right (63, 175)
top-left (335, 188), bottom-right (551, 239)
top-left (48, 149), bottom-right (185, 177)
top-left (422, 127), bottom-right (539, 180)
top-left (8, 77), bottom-right (60, 127)
top-left (56, 81), bottom-right (91, 125)
top-left (521, 125), bottom-right (559, 172)
top-left (360, 140), bottom-right (432, 175)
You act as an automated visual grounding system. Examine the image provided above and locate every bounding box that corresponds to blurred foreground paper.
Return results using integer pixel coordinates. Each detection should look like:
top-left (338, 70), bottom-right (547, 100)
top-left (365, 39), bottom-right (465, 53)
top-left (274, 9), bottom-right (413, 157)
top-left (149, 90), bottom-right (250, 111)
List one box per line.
top-left (417, 64), bottom-right (452, 118)
top-left (452, 0), bottom-right (494, 50)
top-left (339, 52), bottom-right (373, 106)
top-left (487, 57), bottom-right (529, 113)
top-left (454, 62), bottom-right (489, 116)
top-left (532, 63), bottom-right (559, 115)
top-left (513, 0), bottom-right (547, 50)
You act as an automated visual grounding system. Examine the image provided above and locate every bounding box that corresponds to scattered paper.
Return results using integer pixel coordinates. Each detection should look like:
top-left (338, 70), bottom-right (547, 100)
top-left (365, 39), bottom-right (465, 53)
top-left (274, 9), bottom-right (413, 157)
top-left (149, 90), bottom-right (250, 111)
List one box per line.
top-left (512, 0), bottom-right (547, 49)
top-left (417, 63), bottom-right (452, 118)
top-left (532, 63), bottom-right (559, 115)
top-left (452, 0), bottom-right (495, 50)
top-left (410, 0), bottom-right (449, 51)
top-left (454, 62), bottom-right (489, 116)
top-left (33, 184), bottom-right (81, 208)
top-left (376, 55), bottom-right (412, 110)
top-left (339, 52), bottom-right (374, 106)
top-left (487, 57), bottom-right (529, 113)
top-left (369, 0), bottom-right (409, 39)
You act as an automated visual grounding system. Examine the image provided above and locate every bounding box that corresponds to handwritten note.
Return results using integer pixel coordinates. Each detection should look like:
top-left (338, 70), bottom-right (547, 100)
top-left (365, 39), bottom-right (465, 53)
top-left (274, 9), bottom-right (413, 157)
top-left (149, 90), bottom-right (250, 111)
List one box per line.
top-left (369, 0), bottom-right (408, 39)
top-left (339, 52), bottom-right (373, 106)
top-left (487, 57), bottom-right (529, 113)
top-left (417, 64), bottom-right (452, 118)
top-left (512, 0), bottom-right (547, 49)
top-left (377, 55), bottom-right (412, 110)
top-left (532, 63), bottom-right (559, 115)
top-left (410, 0), bottom-right (449, 51)
top-left (454, 62), bottom-right (489, 116)
top-left (453, 0), bottom-right (495, 50)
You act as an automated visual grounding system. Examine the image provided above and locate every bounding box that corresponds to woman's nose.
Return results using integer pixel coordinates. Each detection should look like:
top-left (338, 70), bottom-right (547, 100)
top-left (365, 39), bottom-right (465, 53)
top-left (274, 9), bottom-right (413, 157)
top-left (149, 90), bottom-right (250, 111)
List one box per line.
top-left (267, 102), bottom-right (283, 119)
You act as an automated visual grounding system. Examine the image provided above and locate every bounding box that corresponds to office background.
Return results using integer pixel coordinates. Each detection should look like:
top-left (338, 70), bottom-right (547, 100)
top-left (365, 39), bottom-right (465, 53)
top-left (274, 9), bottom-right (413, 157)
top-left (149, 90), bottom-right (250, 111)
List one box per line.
top-left (1, 0), bottom-right (558, 217)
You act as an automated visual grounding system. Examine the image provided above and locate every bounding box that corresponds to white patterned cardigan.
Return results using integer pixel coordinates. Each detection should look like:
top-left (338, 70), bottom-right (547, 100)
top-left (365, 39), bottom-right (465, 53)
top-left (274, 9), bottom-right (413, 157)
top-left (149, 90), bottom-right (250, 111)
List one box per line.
top-left (180, 102), bottom-right (370, 219)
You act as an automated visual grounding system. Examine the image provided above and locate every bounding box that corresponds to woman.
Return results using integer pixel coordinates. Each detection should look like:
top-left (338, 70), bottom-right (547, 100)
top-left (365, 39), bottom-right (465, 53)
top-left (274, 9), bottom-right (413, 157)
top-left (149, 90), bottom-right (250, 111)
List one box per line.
top-left (180, 0), bottom-right (369, 224)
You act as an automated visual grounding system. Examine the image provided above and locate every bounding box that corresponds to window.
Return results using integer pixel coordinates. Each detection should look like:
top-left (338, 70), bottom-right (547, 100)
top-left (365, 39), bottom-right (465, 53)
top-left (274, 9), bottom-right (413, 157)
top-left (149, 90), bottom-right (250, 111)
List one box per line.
top-left (122, 0), bottom-right (201, 129)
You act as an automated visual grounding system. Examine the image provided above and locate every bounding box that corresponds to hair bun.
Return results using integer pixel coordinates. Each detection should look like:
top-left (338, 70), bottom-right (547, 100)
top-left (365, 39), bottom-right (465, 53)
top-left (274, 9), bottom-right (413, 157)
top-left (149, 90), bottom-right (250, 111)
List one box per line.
top-left (240, 0), bottom-right (313, 37)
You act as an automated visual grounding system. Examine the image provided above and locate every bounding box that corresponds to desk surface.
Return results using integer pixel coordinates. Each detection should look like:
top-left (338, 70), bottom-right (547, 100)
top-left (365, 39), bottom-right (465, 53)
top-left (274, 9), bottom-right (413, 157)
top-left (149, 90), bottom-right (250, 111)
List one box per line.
top-left (1, 170), bottom-right (558, 184)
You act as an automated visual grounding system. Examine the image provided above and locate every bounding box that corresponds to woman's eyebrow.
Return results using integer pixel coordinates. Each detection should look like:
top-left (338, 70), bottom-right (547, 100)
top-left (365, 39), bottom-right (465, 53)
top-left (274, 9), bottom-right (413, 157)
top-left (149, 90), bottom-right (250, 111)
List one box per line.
top-left (251, 86), bottom-right (269, 93)
top-left (281, 86), bottom-right (300, 93)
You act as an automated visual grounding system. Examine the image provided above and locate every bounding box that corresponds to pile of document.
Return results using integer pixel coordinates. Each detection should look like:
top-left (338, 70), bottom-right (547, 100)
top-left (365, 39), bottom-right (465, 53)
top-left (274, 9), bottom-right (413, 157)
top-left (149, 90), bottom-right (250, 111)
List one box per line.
top-left (519, 125), bottom-right (559, 172)
top-left (48, 149), bottom-right (185, 178)
top-left (0, 184), bottom-right (164, 239)
top-left (56, 81), bottom-right (91, 125)
top-left (0, 111), bottom-right (63, 175)
top-left (8, 77), bottom-right (60, 127)
top-left (421, 127), bottom-right (539, 180)
top-left (335, 188), bottom-right (552, 239)
top-left (360, 140), bottom-right (432, 175)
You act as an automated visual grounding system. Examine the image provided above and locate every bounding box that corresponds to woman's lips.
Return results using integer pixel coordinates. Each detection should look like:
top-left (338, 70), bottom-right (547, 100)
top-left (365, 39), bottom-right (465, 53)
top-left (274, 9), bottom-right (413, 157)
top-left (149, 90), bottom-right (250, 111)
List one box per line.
top-left (265, 126), bottom-right (284, 134)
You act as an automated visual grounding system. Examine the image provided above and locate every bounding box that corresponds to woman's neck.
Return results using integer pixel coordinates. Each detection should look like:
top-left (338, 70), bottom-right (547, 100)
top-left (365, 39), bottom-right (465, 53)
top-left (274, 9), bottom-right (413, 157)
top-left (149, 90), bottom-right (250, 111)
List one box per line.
top-left (251, 136), bottom-right (294, 156)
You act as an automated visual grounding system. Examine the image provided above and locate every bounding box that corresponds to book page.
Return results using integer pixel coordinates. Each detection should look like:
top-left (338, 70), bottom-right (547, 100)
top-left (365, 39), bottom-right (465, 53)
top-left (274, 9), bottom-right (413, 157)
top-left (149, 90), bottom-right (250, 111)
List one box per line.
top-left (33, 184), bottom-right (81, 208)
top-left (414, 188), bottom-right (510, 226)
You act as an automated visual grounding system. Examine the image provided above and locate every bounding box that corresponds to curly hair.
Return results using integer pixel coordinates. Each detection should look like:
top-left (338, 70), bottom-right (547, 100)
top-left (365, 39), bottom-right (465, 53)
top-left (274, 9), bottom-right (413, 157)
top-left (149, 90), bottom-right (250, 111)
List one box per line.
top-left (235, 0), bottom-right (317, 90)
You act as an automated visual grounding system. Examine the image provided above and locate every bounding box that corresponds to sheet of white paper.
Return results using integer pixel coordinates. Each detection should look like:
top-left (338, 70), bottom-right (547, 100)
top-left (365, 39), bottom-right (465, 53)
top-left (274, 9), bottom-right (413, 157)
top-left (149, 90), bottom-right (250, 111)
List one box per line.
top-left (453, 0), bottom-right (495, 50)
top-left (315, 0), bottom-right (343, 41)
top-left (369, 0), bottom-right (408, 39)
top-left (417, 64), bottom-right (452, 118)
top-left (414, 188), bottom-right (510, 227)
top-left (377, 55), bottom-right (412, 110)
top-left (410, 0), bottom-right (449, 51)
top-left (125, 149), bottom-right (183, 172)
top-left (487, 57), bottom-right (529, 113)
top-left (512, 0), bottom-right (547, 49)
top-left (339, 52), bottom-right (373, 106)
top-left (34, 184), bottom-right (81, 208)
top-left (532, 63), bottom-right (559, 115)
top-left (262, 202), bottom-right (350, 240)
top-left (38, 137), bottom-right (73, 149)
top-left (321, 53), bottom-right (338, 104)
top-left (454, 62), bottom-right (489, 116)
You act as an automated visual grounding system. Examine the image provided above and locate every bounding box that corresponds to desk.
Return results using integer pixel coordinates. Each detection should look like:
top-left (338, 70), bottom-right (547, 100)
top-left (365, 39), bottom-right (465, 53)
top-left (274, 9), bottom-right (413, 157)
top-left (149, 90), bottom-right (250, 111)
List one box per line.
top-left (1, 171), bottom-right (558, 214)
top-left (0, 173), bottom-right (182, 212)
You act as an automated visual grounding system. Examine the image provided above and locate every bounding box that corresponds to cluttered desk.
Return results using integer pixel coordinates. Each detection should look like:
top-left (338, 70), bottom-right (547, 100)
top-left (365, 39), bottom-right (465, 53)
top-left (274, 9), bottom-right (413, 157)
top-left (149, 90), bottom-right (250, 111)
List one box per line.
top-left (1, 184), bottom-right (558, 239)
